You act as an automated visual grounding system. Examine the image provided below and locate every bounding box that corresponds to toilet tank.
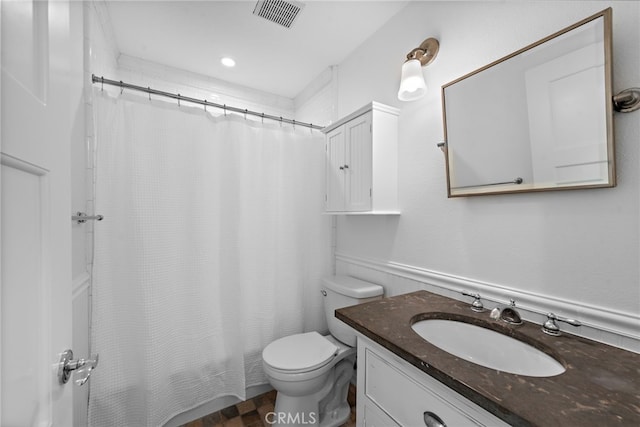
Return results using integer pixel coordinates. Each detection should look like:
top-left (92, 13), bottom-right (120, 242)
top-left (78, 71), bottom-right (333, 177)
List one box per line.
top-left (322, 275), bottom-right (383, 346)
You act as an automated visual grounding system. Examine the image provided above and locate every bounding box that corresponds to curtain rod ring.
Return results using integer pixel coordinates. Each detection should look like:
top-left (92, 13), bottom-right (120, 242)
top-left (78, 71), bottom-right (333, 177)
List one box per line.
top-left (204, 99), bottom-right (207, 112)
top-left (101, 76), bottom-right (104, 92)
top-left (178, 94), bottom-right (181, 107)
top-left (119, 80), bottom-right (123, 95)
top-left (148, 87), bottom-right (151, 101)
top-left (224, 104), bottom-right (227, 116)
top-left (244, 109), bottom-right (248, 120)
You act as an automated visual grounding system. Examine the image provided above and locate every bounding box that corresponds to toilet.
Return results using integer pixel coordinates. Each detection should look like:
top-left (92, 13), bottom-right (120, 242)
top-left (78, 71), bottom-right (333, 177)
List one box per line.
top-left (262, 275), bottom-right (383, 427)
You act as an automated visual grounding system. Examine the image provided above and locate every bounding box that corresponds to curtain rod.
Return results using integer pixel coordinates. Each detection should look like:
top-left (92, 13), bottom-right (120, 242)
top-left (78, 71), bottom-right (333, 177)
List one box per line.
top-left (91, 74), bottom-right (324, 130)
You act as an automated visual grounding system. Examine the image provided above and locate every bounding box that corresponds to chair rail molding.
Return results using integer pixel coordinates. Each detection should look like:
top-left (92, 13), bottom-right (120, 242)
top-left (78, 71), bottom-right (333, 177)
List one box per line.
top-left (335, 252), bottom-right (639, 353)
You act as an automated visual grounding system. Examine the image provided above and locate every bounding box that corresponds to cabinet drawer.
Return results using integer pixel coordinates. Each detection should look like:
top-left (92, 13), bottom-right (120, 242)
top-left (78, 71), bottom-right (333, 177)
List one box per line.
top-left (362, 402), bottom-right (399, 427)
top-left (364, 348), bottom-right (507, 427)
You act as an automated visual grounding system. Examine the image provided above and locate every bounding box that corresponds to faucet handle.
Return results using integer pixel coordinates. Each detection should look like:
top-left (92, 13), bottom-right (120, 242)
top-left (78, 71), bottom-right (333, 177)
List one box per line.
top-left (542, 312), bottom-right (581, 336)
top-left (461, 290), bottom-right (485, 312)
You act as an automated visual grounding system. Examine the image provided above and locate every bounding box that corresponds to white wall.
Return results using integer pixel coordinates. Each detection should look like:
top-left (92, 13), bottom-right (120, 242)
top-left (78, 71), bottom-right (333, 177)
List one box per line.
top-left (328, 1), bottom-right (639, 348)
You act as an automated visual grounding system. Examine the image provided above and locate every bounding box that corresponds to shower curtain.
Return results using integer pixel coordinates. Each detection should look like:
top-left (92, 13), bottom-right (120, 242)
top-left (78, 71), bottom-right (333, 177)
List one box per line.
top-left (88, 91), bottom-right (331, 427)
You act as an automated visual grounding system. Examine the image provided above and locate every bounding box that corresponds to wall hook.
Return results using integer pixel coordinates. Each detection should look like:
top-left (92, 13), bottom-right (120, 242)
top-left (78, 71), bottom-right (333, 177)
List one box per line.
top-left (613, 88), bottom-right (640, 113)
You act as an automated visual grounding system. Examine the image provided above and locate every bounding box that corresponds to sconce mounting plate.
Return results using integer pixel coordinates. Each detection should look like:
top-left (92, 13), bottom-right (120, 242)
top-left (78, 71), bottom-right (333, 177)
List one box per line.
top-left (407, 38), bottom-right (440, 66)
top-left (613, 88), bottom-right (640, 113)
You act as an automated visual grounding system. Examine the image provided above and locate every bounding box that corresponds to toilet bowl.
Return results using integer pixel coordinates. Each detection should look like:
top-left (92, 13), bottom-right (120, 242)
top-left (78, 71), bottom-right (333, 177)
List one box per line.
top-left (262, 276), bottom-right (383, 427)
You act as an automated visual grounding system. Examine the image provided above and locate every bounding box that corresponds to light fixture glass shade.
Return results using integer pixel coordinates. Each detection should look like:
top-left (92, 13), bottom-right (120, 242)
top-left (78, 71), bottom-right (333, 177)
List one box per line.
top-left (397, 59), bottom-right (427, 101)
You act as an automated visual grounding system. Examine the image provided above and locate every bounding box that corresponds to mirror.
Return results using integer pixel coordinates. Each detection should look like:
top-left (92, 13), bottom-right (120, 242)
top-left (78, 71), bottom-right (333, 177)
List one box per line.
top-left (442, 8), bottom-right (614, 197)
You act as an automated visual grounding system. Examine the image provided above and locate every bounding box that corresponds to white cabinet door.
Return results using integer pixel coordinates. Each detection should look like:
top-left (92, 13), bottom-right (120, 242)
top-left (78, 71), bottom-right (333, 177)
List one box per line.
top-left (344, 113), bottom-right (372, 212)
top-left (1, 0), bottom-right (75, 425)
top-left (325, 126), bottom-right (347, 211)
top-left (362, 402), bottom-right (399, 427)
top-left (325, 113), bottom-right (372, 212)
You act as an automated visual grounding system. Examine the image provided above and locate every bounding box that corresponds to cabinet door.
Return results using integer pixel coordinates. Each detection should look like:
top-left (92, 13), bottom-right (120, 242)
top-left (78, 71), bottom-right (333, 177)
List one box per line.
top-left (345, 113), bottom-right (372, 212)
top-left (363, 402), bottom-right (399, 427)
top-left (325, 126), bottom-right (346, 211)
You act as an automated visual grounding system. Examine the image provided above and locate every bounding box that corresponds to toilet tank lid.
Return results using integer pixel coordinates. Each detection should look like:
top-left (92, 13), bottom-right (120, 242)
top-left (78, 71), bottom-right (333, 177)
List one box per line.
top-left (322, 275), bottom-right (383, 298)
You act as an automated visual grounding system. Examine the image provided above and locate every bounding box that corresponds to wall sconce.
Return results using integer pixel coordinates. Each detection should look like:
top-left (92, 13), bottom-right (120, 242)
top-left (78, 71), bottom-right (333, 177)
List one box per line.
top-left (397, 38), bottom-right (439, 101)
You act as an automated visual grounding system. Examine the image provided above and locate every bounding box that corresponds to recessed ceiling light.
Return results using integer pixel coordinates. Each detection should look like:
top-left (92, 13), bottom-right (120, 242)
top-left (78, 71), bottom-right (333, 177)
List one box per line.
top-left (221, 57), bottom-right (236, 67)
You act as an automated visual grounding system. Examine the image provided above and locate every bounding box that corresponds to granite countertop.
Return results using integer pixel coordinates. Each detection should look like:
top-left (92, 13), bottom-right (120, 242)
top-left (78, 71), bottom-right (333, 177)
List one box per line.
top-left (335, 290), bottom-right (640, 427)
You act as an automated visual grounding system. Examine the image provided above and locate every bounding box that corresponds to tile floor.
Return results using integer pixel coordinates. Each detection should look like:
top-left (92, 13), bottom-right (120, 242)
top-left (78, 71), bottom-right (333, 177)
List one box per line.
top-left (181, 384), bottom-right (357, 427)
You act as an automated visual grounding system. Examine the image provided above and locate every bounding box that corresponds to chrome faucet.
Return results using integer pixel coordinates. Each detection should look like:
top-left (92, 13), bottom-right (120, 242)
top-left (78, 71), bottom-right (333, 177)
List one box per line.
top-left (461, 290), bottom-right (485, 312)
top-left (542, 312), bottom-right (581, 336)
top-left (498, 299), bottom-right (523, 325)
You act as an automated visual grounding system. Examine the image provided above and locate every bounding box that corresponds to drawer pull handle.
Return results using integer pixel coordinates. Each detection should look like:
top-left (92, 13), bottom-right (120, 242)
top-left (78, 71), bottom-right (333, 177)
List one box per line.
top-left (423, 411), bottom-right (447, 427)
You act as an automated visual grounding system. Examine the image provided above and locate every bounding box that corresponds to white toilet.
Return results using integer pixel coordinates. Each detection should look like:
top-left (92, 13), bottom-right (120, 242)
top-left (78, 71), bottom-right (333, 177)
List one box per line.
top-left (262, 275), bottom-right (383, 427)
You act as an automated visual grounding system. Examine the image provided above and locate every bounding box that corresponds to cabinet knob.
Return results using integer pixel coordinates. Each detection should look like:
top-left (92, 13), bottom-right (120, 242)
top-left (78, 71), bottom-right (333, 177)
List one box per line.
top-left (423, 411), bottom-right (447, 427)
top-left (339, 166), bottom-right (344, 170)
top-left (343, 164), bottom-right (349, 169)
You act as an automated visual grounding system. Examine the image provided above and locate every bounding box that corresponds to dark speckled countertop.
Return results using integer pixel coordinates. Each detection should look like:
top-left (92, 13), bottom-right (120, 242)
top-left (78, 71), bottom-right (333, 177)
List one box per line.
top-left (335, 290), bottom-right (640, 427)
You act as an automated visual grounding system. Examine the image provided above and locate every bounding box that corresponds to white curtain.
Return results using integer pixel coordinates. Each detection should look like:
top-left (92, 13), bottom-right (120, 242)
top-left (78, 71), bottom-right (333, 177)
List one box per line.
top-left (89, 91), bottom-right (331, 427)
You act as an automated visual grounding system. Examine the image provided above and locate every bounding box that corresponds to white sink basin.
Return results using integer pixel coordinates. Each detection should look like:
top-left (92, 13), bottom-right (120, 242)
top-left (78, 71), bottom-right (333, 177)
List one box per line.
top-left (411, 319), bottom-right (565, 377)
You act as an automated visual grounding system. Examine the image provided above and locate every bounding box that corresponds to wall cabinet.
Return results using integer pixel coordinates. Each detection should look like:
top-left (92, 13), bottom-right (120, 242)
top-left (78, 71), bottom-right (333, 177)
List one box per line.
top-left (356, 336), bottom-right (509, 427)
top-left (322, 102), bottom-right (399, 214)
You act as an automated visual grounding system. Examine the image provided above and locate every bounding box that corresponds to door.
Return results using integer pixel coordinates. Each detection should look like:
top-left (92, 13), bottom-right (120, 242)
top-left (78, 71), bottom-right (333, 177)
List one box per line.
top-left (525, 39), bottom-right (609, 186)
top-left (1, 0), bottom-right (74, 425)
top-left (325, 126), bottom-right (346, 212)
top-left (344, 113), bottom-right (372, 212)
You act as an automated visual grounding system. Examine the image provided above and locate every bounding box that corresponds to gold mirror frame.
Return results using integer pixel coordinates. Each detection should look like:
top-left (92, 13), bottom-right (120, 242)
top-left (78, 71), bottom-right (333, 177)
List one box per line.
top-left (441, 8), bottom-right (614, 197)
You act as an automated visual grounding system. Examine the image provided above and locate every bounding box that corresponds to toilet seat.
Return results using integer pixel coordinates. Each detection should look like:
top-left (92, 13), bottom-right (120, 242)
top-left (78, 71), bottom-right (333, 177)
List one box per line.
top-left (262, 331), bottom-right (338, 373)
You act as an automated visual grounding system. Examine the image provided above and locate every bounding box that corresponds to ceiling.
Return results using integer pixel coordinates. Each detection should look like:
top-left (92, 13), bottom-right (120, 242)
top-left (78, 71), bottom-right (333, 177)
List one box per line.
top-left (105, 0), bottom-right (410, 99)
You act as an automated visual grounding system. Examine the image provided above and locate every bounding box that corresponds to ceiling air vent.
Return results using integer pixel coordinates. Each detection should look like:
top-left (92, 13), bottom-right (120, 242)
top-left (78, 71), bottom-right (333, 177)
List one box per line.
top-left (253, 0), bottom-right (305, 29)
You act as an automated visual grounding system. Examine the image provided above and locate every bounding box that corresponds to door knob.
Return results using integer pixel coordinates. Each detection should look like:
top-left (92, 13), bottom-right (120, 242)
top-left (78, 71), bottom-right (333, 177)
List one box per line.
top-left (58, 349), bottom-right (99, 386)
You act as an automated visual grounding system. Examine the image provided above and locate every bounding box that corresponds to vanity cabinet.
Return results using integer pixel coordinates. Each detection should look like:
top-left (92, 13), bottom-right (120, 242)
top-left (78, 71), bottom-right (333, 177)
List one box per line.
top-left (357, 336), bottom-right (509, 427)
top-left (322, 102), bottom-right (399, 214)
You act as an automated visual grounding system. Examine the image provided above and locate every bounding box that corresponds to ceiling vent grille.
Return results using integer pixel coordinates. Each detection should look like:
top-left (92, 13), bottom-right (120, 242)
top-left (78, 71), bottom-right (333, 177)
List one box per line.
top-left (253, 0), bottom-right (305, 29)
